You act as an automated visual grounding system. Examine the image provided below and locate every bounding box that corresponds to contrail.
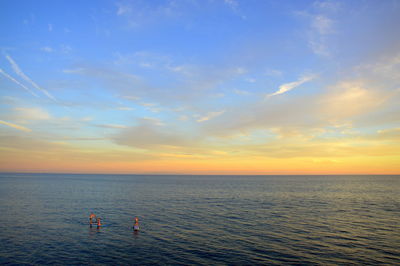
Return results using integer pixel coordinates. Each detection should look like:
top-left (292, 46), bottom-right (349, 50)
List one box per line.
top-left (5, 54), bottom-right (57, 101)
top-left (0, 68), bottom-right (39, 97)
top-left (0, 120), bottom-right (32, 132)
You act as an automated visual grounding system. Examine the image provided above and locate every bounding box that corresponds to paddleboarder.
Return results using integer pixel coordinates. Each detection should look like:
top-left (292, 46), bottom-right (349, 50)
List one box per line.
top-left (133, 217), bottom-right (139, 231)
top-left (89, 213), bottom-right (96, 226)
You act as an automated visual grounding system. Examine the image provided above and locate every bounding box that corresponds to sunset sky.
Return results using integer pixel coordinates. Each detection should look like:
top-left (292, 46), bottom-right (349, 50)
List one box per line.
top-left (0, 0), bottom-right (399, 174)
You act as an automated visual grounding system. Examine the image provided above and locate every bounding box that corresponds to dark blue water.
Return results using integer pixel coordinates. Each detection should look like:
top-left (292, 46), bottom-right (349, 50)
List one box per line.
top-left (0, 174), bottom-right (399, 265)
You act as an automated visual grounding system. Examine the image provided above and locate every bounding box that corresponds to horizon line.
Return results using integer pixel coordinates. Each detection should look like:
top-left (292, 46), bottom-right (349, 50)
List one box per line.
top-left (1, 171), bottom-right (398, 176)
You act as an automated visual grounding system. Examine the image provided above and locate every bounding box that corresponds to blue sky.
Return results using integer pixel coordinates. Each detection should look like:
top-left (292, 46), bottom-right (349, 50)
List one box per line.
top-left (1, 0), bottom-right (399, 174)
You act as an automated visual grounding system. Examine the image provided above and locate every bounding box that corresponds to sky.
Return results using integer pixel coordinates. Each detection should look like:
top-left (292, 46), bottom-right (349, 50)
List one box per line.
top-left (0, 0), bottom-right (399, 174)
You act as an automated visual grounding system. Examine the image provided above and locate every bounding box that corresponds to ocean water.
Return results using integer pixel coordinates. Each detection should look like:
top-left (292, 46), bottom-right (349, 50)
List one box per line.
top-left (0, 174), bottom-right (399, 265)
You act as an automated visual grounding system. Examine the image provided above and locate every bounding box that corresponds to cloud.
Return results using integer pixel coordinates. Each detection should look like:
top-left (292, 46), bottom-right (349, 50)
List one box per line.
top-left (115, 0), bottom-right (183, 28)
top-left (0, 68), bottom-right (39, 97)
top-left (230, 135), bottom-right (400, 159)
top-left (312, 15), bottom-right (333, 35)
top-left (308, 39), bottom-right (330, 57)
top-left (200, 97), bottom-right (319, 138)
top-left (96, 124), bottom-right (128, 129)
top-left (165, 63), bottom-right (196, 77)
top-left (63, 66), bottom-right (140, 86)
top-left (59, 137), bottom-right (107, 141)
top-left (267, 75), bottom-right (315, 97)
top-left (375, 128), bottom-right (400, 141)
top-left (5, 55), bottom-right (56, 101)
top-left (200, 50), bottom-right (400, 141)
top-left (211, 93), bottom-right (224, 98)
top-left (307, 14), bottom-right (334, 56)
top-left (235, 67), bottom-right (247, 74)
top-left (115, 0), bottom-right (247, 29)
top-left (14, 107), bottom-right (51, 121)
top-left (117, 107), bottom-right (134, 111)
top-left (233, 89), bottom-right (251, 95)
top-left (0, 120), bottom-right (32, 132)
top-left (313, 1), bottom-right (341, 12)
top-left (113, 118), bottom-right (192, 149)
top-left (0, 135), bottom-right (156, 172)
top-left (139, 117), bottom-right (164, 126)
top-left (140, 102), bottom-right (157, 107)
top-left (223, 0), bottom-right (246, 19)
top-left (48, 23), bottom-right (53, 32)
top-left (265, 69), bottom-right (283, 77)
top-left (197, 110), bottom-right (226, 123)
top-left (65, 57), bottom-right (249, 107)
top-left (319, 81), bottom-right (389, 121)
top-left (318, 54), bottom-right (400, 124)
top-left (295, 3), bottom-right (337, 57)
top-left (0, 136), bottom-right (65, 152)
top-left (178, 115), bottom-right (189, 121)
top-left (224, 0), bottom-right (238, 9)
top-left (355, 52), bottom-right (400, 81)
top-left (245, 78), bottom-right (256, 83)
top-left (60, 44), bottom-right (72, 54)
top-left (41, 46), bottom-right (53, 53)
top-left (116, 2), bottom-right (132, 16)
top-left (122, 95), bottom-right (140, 101)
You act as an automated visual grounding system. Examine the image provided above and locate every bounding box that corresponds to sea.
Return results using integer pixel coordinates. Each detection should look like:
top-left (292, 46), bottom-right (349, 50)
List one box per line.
top-left (0, 173), bottom-right (399, 265)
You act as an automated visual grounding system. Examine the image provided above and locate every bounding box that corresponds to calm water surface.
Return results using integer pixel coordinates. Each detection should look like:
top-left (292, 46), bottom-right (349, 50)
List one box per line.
top-left (0, 174), bottom-right (399, 265)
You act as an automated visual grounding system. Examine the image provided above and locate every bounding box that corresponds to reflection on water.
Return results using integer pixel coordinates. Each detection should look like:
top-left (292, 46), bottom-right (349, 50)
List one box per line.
top-left (0, 174), bottom-right (399, 265)
top-left (133, 230), bottom-right (139, 239)
top-left (88, 226), bottom-right (98, 236)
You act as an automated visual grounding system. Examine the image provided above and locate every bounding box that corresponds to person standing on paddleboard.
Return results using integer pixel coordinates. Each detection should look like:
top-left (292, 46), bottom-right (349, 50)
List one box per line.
top-left (96, 217), bottom-right (102, 228)
top-left (133, 217), bottom-right (139, 231)
top-left (89, 213), bottom-right (96, 226)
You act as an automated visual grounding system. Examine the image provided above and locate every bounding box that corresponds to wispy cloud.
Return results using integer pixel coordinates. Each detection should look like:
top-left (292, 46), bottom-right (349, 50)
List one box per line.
top-left (14, 107), bottom-right (51, 121)
top-left (140, 102), bottom-right (157, 107)
top-left (122, 95), bottom-right (140, 101)
top-left (113, 118), bottom-right (190, 149)
top-left (233, 89), bottom-right (251, 95)
top-left (313, 1), bottom-right (341, 12)
top-left (116, 2), bottom-right (132, 16)
top-left (0, 68), bottom-right (39, 97)
top-left (142, 117), bottom-right (165, 126)
top-left (201, 51), bottom-right (400, 140)
top-left (41, 46), bottom-right (53, 53)
top-left (5, 55), bottom-right (56, 101)
top-left (110, 51), bottom-right (252, 105)
top-left (224, 0), bottom-right (246, 19)
top-left (117, 107), bottom-right (134, 111)
top-left (197, 110), bottom-right (225, 123)
top-left (60, 44), bottom-right (72, 54)
top-left (319, 81), bottom-right (387, 121)
top-left (63, 68), bottom-right (84, 74)
top-left (96, 124), bottom-right (128, 129)
top-left (245, 78), bottom-right (256, 83)
top-left (375, 128), bottom-right (400, 141)
top-left (0, 120), bottom-right (32, 132)
top-left (224, 0), bottom-right (238, 9)
top-left (296, 2), bottom-right (337, 57)
top-left (308, 40), bottom-right (330, 57)
top-left (312, 15), bottom-right (334, 35)
top-left (267, 75), bottom-right (315, 97)
top-left (115, 0), bottom-right (183, 28)
top-left (308, 13), bottom-right (334, 56)
top-left (265, 69), bottom-right (283, 77)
